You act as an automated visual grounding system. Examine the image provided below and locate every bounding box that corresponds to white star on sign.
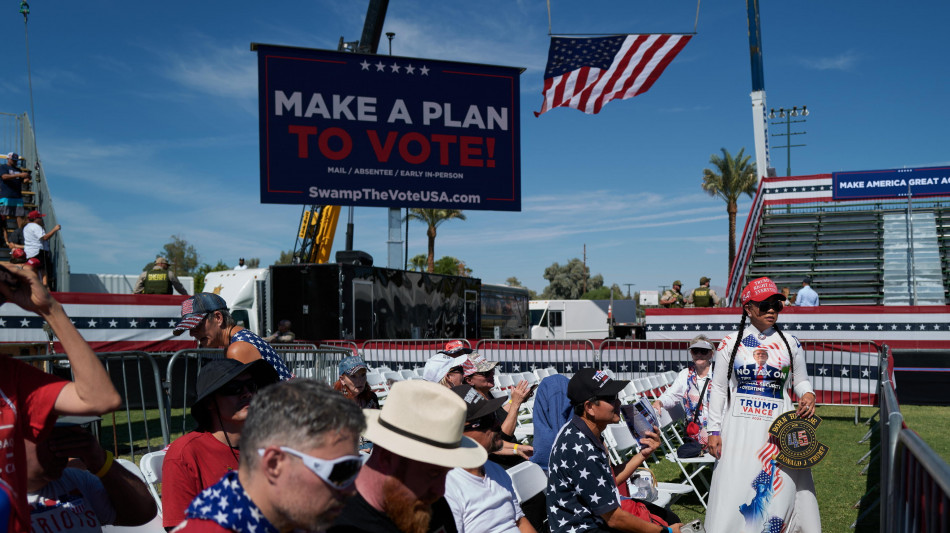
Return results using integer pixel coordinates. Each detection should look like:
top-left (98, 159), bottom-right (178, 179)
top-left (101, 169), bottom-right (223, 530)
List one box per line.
top-left (360, 60), bottom-right (370, 70)
top-left (420, 65), bottom-right (429, 75)
top-left (818, 367), bottom-right (828, 375)
top-left (862, 368), bottom-right (870, 377)
top-left (390, 62), bottom-right (401, 73)
top-left (375, 61), bottom-right (386, 72)
top-left (841, 368), bottom-right (849, 376)
top-left (87, 319), bottom-right (97, 327)
top-left (639, 363), bottom-right (648, 371)
top-left (109, 319), bottom-right (118, 327)
top-left (0, 318), bottom-right (5, 327)
top-left (149, 320), bottom-right (158, 328)
top-left (129, 319), bottom-right (138, 328)
top-left (168, 319), bottom-right (178, 327)
top-left (405, 64), bottom-right (416, 74)
top-left (20, 318), bottom-right (30, 327)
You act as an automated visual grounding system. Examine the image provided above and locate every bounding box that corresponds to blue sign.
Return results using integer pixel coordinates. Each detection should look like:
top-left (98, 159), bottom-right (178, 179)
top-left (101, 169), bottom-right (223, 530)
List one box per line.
top-left (833, 166), bottom-right (950, 200)
top-left (254, 44), bottom-right (522, 211)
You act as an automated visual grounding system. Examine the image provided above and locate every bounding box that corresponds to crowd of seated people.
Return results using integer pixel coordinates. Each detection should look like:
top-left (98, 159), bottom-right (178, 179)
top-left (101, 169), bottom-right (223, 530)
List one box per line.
top-left (5, 290), bottom-right (716, 533)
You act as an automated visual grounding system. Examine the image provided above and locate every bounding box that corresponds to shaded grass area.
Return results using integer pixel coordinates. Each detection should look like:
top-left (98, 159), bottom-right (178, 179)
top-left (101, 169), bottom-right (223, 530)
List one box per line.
top-left (98, 407), bottom-right (191, 461)
top-left (649, 406), bottom-right (880, 531)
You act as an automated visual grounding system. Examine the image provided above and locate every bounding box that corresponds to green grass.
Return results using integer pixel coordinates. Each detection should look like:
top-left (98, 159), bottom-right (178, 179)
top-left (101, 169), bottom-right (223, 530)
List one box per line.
top-left (98, 407), bottom-right (192, 462)
top-left (646, 405), bottom-right (950, 532)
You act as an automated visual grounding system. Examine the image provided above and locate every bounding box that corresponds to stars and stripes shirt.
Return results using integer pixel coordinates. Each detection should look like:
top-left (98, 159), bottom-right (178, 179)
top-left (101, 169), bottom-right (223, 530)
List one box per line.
top-left (230, 329), bottom-right (294, 381)
top-left (545, 416), bottom-right (620, 532)
top-left (178, 471), bottom-right (277, 533)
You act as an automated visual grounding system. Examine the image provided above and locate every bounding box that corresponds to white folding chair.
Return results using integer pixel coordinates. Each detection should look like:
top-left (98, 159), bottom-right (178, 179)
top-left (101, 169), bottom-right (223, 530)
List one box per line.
top-left (399, 369), bottom-right (416, 380)
top-left (521, 372), bottom-right (539, 386)
top-left (366, 372), bottom-right (387, 392)
top-left (505, 461), bottom-right (548, 503)
top-left (496, 374), bottom-right (515, 394)
top-left (138, 451), bottom-right (165, 516)
top-left (602, 424), bottom-right (691, 508)
top-left (383, 371), bottom-right (404, 387)
top-left (604, 368), bottom-right (616, 379)
top-left (534, 368), bottom-right (550, 380)
top-left (657, 410), bottom-right (715, 509)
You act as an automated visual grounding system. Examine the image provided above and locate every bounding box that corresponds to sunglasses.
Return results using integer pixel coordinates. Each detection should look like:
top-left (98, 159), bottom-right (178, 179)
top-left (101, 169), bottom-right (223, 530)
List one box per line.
top-left (751, 298), bottom-right (784, 313)
top-left (690, 348), bottom-right (712, 356)
top-left (216, 379), bottom-right (259, 397)
top-left (475, 370), bottom-right (495, 378)
top-left (261, 446), bottom-right (365, 489)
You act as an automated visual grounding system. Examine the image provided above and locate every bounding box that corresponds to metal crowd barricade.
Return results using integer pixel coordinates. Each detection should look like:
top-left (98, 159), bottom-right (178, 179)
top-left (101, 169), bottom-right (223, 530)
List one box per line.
top-left (275, 344), bottom-right (350, 384)
top-left (360, 339), bottom-right (471, 371)
top-left (315, 340), bottom-right (359, 356)
top-left (17, 351), bottom-right (168, 462)
top-left (473, 339), bottom-right (597, 374)
top-left (799, 340), bottom-right (884, 412)
top-left (599, 339), bottom-right (692, 381)
top-left (878, 351), bottom-right (950, 532)
top-left (164, 348), bottom-right (228, 441)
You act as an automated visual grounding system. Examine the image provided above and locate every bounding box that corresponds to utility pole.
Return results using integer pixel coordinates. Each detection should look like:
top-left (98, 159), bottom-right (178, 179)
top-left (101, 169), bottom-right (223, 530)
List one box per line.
top-left (623, 283), bottom-right (635, 299)
top-left (582, 244), bottom-right (588, 295)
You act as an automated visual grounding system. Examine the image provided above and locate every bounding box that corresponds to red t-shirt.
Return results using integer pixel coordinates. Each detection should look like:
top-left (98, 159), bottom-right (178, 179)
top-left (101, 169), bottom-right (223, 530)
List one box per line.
top-left (0, 356), bottom-right (69, 532)
top-left (162, 431), bottom-right (240, 528)
top-left (172, 517), bottom-right (233, 532)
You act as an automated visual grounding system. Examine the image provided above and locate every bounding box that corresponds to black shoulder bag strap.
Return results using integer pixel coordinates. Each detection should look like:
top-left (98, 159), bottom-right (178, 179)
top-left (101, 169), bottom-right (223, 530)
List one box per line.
top-left (692, 376), bottom-right (710, 424)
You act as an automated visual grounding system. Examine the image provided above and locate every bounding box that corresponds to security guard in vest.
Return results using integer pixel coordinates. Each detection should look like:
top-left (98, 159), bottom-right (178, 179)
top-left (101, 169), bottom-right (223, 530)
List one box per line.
top-left (689, 276), bottom-right (720, 307)
top-left (133, 256), bottom-right (189, 295)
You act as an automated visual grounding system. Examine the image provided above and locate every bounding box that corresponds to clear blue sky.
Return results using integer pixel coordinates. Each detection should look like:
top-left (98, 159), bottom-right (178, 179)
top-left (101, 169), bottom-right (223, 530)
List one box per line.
top-left (1, 1), bottom-right (947, 296)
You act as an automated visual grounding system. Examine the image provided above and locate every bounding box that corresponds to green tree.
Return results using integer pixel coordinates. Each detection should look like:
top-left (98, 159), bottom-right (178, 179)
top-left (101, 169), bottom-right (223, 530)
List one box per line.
top-left (540, 258), bottom-right (603, 299)
top-left (160, 234), bottom-right (200, 277)
top-left (582, 284), bottom-right (625, 300)
top-left (409, 254), bottom-right (428, 272)
top-left (194, 260), bottom-right (231, 293)
top-left (246, 258), bottom-right (261, 268)
top-left (405, 209), bottom-right (466, 273)
top-left (274, 250), bottom-right (296, 265)
top-left (432, 256), bottom-right (472, 277)
top-left (702, 147), bottom-right (757, 270)
top-left (505, 277), bottom-right (538, 299)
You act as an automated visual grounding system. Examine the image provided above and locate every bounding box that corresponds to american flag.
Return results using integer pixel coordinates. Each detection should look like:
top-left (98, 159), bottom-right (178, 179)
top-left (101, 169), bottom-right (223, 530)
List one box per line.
top-left (757, 439), bottom-right (783, 491)
top-left (535, 34), bottom-right (691, 116)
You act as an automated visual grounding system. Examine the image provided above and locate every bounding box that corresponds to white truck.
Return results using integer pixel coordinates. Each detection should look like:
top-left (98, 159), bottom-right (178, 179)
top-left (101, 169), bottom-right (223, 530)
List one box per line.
top-left (202, 268), bottom-right (272, 336)
top-left (529, 299), bottom-right (638, 340)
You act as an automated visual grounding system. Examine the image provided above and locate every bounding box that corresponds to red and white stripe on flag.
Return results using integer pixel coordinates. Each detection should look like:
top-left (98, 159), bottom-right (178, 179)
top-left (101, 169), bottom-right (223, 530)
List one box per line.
top-left (535, 34), bottom-right (691, 116)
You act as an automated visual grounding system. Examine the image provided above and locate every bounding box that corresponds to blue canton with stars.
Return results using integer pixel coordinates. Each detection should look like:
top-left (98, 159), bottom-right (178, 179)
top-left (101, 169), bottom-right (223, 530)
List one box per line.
top-left (231, 329), bottom-right (294, 381)
top-left (0, 315), bottom-right (180, 329)
top-left (545, 416), bottom-right (620, 532)
top-left (545, 36), bottom-right (626, 78)
top-left (185, 471), bottom-right (277, 533)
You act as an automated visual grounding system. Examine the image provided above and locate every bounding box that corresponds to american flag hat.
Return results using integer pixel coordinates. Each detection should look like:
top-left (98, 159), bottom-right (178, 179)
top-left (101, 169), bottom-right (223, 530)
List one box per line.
top-left (173, 292), bottom-right (228, 336)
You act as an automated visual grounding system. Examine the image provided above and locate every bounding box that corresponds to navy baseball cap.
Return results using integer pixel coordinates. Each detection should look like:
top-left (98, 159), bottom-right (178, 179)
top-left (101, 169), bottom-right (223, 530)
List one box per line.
top-left (173, 292), bottom-right (228, 335)
top-left (567, 368), bottom-right (629, 406)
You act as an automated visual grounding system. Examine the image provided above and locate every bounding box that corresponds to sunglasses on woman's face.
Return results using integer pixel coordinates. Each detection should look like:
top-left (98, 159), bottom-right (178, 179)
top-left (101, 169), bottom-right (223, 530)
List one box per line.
top-left (752, 298), bottom-right (784, 313)
top-left (216, 379), bottom-right (259, 397)
top-left (690, 348), bottom-right (712, 356)
top-left (261, 446), bottom-right (366, 489)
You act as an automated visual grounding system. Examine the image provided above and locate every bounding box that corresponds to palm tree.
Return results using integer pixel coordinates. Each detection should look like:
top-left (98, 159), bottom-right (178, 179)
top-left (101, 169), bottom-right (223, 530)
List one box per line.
top-left (405, 209), bottom-right (467, 273)
top-left (702, 148), bottom-right (757, 271)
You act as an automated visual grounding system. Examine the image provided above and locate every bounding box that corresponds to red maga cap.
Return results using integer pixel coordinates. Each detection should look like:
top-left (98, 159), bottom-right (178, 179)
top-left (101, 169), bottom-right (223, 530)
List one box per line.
top-left (740, 277), bottom-right (786, 305)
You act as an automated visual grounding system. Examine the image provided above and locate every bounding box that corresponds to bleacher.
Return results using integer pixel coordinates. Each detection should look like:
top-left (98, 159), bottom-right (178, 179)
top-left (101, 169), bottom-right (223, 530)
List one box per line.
top-left (1, 111), bottom-right (69, 289)
top-left (742, 198), bottom-right (950, 306)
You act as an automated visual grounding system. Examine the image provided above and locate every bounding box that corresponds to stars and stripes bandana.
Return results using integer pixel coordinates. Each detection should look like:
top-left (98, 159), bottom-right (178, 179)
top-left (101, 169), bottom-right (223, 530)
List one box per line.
top-left (185, 471), bottom-right (278, 533)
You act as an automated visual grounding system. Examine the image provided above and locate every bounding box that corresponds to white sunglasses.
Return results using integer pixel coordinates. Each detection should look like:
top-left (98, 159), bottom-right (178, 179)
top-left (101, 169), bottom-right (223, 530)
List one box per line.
top-left (258, 446), bottom-right (365, 489)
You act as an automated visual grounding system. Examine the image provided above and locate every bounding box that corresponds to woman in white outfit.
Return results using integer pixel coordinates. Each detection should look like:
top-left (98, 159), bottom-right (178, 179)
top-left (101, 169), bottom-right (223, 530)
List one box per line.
top-left (705, 277), bottom-right (820, 533)
top-left (653, 335), bottom-right (714, 448)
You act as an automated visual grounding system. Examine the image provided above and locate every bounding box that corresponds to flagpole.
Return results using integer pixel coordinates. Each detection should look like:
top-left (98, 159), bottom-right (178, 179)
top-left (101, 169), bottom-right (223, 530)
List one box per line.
top-left (546, 0), bottom-right (552, 35)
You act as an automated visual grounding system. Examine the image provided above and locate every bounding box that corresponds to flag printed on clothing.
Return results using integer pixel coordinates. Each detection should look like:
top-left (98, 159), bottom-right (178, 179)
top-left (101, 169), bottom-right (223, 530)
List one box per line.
top-left (535, 34), bottom-right (691, 116)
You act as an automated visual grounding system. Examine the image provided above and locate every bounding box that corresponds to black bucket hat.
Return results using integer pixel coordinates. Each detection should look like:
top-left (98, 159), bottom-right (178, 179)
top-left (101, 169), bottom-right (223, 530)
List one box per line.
top-left (191, 359), bottom-right (279, 429)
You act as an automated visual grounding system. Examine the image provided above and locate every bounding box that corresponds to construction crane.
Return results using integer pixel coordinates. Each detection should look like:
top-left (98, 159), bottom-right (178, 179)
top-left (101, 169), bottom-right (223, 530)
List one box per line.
top-left (294, 205), bottom-right (341, 263)
top-left (291, 0), bottom-right (389, 265)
